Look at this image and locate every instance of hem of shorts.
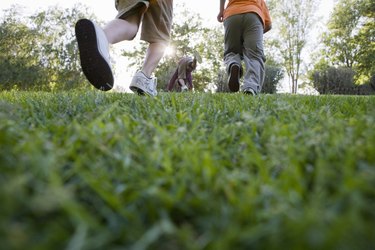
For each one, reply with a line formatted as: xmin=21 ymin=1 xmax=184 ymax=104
xmin=115 ymin=1 xmax=149 ymax=19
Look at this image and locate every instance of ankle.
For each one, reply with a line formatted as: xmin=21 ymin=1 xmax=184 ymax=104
xmin=139 ymin=71 xmax=152 ymax=79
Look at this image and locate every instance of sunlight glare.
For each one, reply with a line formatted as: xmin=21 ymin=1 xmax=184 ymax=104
xmin=164 ymin=46 xmax=175 ymax=57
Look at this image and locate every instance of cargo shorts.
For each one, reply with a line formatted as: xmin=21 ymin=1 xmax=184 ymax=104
xmin=115 ymin=0 xmax=173 ymax=44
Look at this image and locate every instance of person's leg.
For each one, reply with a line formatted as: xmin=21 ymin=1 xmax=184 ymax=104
xmin=226 ymin=54 xmax=242 ymax=92
xmin=224 ymin=15 xmax=243 ymax=92
xmin=104 ymin=14 xmax=141 ymax=44
xmin=224 ymin=15 xmax=243 ymax=67
xmin=167 ymin=68 xmax=178 ymax=91
xmin=105 ymin=1 xmax=148 ymax=43
xmin=129 ymin=0 xmax=173 ymax=96
xmin=75 ymin=1 xmax=145 ymax=91
xmin=242 ymin=13 xmax=265 ymax=94
xmin=75 ymin=19 xmax=114 ymax=91
xmin=128 ymin=42 xmax=167 ymax=96
xmin=178 ymin=78 xmax=188 ymax=92
xmin=139 ymin=0 xmax=172 ymax=77
xmin=141 ymin=42 xmax=167 ymax=77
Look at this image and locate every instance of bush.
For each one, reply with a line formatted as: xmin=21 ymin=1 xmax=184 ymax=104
xmin=262 ymin=65 xmax=284 ymax=94
xmin=312 ymin=67 xmax=356 ymax=94
xmin=215 ymin=69 xmax=230 ymax=93
xmin=312 ymin=67 xmax=375 ymax=95
xmin=370 ymin=74 xmax=375 ymax=90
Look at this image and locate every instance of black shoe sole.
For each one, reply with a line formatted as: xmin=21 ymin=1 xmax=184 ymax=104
xmin=228 ymin=64 xmax=240 ymax=92
xmin=243 ymin=90 xmax=255 ymax=95
xmin=75 ymin=19 xmax=113 ymax=91
xmin=129 ymin=86 xmax=145 ymax=95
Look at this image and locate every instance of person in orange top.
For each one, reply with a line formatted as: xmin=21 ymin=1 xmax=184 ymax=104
xmin=217 ymin=0 xmax=272 ymax=95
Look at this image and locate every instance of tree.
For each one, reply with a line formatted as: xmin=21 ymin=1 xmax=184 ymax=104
xmin=0 ymin=4 xmax=97 ymax=90
xmin=320 ymin=0 xmax=375 ymax=83
xmin=356 ymin=0 xmax=375 ymax=80
xmin=268 ymin=0 xmax=319 ymax=94
xmin=29 ymin=4 xmax=97 ymax=90
xmin=0 ymin=8 xmax=47 ymax=90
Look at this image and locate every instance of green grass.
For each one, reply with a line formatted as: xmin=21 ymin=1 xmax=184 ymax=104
xmin=0 ymin=91 xmax=374 ymax=250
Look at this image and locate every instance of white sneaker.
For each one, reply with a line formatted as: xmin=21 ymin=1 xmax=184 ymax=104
xmin=129 ymin=71 xmax=158 ymax=96
xmin=181 ymin=85 xmax=188 ymax=92
xmin=242 ymin=87 xmax=256 ymax=95
xmin=75 ymin=19 xmax=113 ymax=91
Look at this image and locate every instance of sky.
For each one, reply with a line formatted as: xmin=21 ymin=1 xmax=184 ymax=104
xmin=1 ymin=0 xmax=334 ymax=93
xmin=0 ymin=0 xmax=219 ymax=24
xmin=0 ymin=0 xmax=334 ymax=31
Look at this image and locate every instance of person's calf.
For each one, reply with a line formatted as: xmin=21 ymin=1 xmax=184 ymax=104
xmin=141 ymin=42 xmax=167 ymax=77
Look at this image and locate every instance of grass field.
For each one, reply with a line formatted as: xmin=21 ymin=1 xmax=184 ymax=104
xmin=0 ymin=91 xmax=374 ymax=250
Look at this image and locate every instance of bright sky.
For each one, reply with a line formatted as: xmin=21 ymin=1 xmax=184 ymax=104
xmin=0 ymin=0 xmax=334 ymax=26
xmin=0 ymin=0 xmax=219 ymax=24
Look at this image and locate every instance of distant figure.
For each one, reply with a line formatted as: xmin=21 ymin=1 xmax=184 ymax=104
xmin=167 ymin=56 xmax=197 ymax=92
xmin=217 ymin=0 xmax=272 ymax=95
xmin=75 ymin=0 xmax=173 ymax=96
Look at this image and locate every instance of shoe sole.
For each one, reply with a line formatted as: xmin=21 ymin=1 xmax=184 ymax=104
xmin=75 ymin=19 xmax=113 ymax=91
xmin=129 ymin=74 xmax=156 ymax=96
xmin=243 ymin=90 xmax=255 ymax=95
xmin=129 ymin=86 xmax=146 ymax=95
xmin=228 ymin=65 xmax=240 ymax=92
xmin=243 ymin=88 xmax=256 ymax=95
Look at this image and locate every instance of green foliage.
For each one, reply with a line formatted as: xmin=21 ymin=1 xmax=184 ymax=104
xmin=263 ymin=63 xmax=284 ymax=94
xmin=0 ymin=4 xmax=97 ymax=91
xmin=214 ymin=68 xmax=229 ymax=93
xmin=267 ymin=0 xmax=318 ymax=93
xmin=311 ymin=66 xmax=375 ymax=95
xmin=29 ymin=5 xmax=96 ymax=89
xmin=312 ymin=67 xmax=355 ymax=94
xmin=322 ymin=0 xmax=360 ymax=68
xmin=355 ymin=0 xmax=375 ymax=81
xmin=0 ymin=8 xmax=48 ymax=90
xmin=319 ymin=0 xmax=375 ymax=83
xmin=190 ymin=25 xmax=224 ymax=92
xmin=1 ymin=91 xmax=375 ymax=249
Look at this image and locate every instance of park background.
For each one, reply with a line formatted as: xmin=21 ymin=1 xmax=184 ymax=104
xmin=1 ymin=0 xmax=373 ymax=94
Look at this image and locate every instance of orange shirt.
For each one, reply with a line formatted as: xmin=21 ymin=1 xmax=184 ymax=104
xmin=224 ymin=0 xmax=272 ymax=29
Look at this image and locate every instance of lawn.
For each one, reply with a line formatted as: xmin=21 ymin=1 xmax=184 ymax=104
xmin=0 ymin=91 xmax=374 ymax=250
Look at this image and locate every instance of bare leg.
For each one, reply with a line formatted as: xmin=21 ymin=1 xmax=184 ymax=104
xmin=141 ymin=42 xmax=167 ymax=77
xmin=103 ymin=15 xmax=141 ymax=44
xmin=103 ymin=16 xmax=166 ymax=78
xmin=178 ymin=79 xmax=188 ymax=91
xmin=177 ymin=79 xmax=186 ymax=87
xmin=102 ymin=10 xmax=166 ymax=82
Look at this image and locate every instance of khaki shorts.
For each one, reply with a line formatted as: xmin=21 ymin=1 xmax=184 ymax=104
xmin=115 ymin=0 xmax=173 ymax=44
